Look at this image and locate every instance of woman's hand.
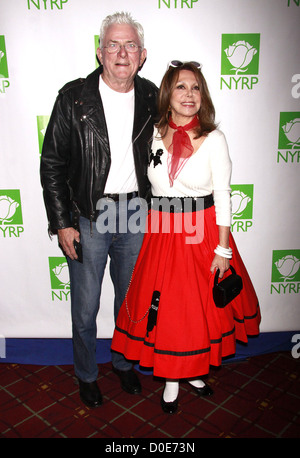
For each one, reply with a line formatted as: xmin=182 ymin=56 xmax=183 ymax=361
xmin=211 ymin=225 xmax=231 ymax=278
xmin=210 ymin=254 xmax=230 ymax=278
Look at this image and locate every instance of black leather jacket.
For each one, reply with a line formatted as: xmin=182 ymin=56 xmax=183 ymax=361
xmin=40 ymin=66 xmax=158 ymax=233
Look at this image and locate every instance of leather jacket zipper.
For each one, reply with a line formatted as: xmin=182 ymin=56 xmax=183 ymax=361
xmin=133 ymin=114 xmax=151 ymax=144
xmin=89 ymin=129 xmax=94 ymax=235
xmin=81 ymin=114 xmax=95 ymax=235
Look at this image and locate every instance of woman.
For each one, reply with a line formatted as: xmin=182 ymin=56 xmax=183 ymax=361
xmin=111 ymin=61 xmax=260 ymax=414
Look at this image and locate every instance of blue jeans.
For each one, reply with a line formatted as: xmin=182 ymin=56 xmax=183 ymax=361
xmin=67 ymin=199 xmax=146 ymax=382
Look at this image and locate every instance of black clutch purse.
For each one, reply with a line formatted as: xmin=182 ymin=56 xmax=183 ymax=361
xmin=213 ymin=266 xmax=243 ymax=308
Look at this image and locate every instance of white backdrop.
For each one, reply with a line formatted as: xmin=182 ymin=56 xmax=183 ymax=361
xmin=0 ymin=0 xmax=299 ymax=339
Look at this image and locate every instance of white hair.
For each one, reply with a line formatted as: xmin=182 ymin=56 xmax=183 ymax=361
xmin=99 ymin=11 xmax=145 ymax=48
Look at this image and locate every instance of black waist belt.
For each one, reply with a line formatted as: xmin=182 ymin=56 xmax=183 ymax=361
xmin=151 ymin=194 xmax=214 ymax=213
xmin=102 ymin=191 xmax=138 ymax=202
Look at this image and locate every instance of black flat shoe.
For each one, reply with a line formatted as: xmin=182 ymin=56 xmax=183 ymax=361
xmin=190 ymin=382 xmax=214 ymax=397
xmin=78 ymin=379 xmax=102 ymax=408
xmin=161 ymin=393 xmax=178 ymax=414
xmin=113 ymin=368 xmax=142 ymax=394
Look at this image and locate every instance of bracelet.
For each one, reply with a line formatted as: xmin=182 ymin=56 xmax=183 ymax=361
xmin=214 ymin=244 xmax=232 ymax=259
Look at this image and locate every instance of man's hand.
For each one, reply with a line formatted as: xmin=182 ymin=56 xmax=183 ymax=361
xmin=58 ymin=227 xmax=80 ymax=260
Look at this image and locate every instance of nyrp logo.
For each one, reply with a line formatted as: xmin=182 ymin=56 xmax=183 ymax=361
xmin=27 ymin=0 xmax=69 ymax=10
xmin=158 ymin=0 xmax=199 ymax=8
xmin=220 ymin=34 xmax=260 ymax=90
xmin=0 ymin=190 xmax=24 ymax=238
xmin=0 ymin=36 xmax=10 ymax=94
xmin=271 ymin=250 xmax=300 ymax=295
xmin=277 ymin=112 xmax=300 ymax=164
xmin=37 ymin=115 xmax=49 ymax=156
xmin=231 ymin=184 xmax=253 ymax=233
xmin=49 ymin=257 xmax=70 ymax=301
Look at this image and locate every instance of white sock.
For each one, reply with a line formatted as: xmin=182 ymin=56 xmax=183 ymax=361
xmin=163 ymin=380 xmax=179 ymax=402
xmin=188 ymin=378 xmax=205 ymax=389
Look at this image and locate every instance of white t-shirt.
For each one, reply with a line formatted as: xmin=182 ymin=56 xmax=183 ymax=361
xmin=148 ymin=128 xmax=232 ymax=227
xmin=99 ymin=76 xmax=137 ymax=193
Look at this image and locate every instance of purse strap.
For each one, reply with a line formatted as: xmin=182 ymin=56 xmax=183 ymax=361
xmin=214 ymin=265 xmax=236 ymax=285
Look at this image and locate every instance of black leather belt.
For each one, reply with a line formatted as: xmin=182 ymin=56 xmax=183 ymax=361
xmin=151 ymin=194 xmax=214 ymax=213
xmin=102 ymin=191 xmax=138 ymax=202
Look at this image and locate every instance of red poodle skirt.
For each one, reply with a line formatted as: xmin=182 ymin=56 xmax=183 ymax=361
xmin=111 ymin=195 xmax=261 ymax=379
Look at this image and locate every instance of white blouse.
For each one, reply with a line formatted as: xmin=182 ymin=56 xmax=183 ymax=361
xmin=148 ymin=128 xmax=232 ymax=227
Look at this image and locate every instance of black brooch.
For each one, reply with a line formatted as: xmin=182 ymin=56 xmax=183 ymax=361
xmin=149 ymin=148 xmax=163 ymax=167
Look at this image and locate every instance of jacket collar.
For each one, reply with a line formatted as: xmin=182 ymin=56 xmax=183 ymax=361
xmin=79 ymin=66 xmax=155 ymax=140
xmin=80 ymin=66 xmax=102 ymax=106
xmin=81 ymin=66 xmax=155 ymax=105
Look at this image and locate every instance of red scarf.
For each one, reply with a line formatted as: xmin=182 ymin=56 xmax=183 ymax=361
xmin=168 ymin=116 xmax=199 ymax=186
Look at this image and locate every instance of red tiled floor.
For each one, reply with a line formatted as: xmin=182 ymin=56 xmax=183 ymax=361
xmin=0 ymin=351 xmax=299 ymax=439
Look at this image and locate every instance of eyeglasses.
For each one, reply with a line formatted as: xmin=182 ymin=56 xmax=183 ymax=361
xmin=102 ymin=42 xmax=142 ymax=54
xmin=168 ymin=60 xmax=201 ymax=69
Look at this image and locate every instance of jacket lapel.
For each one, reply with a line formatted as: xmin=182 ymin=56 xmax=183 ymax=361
xmin=79 ymin=67 xmax=110 ymax=151
xmin=133 ymin=76 xmax=153 ymax=143
xmin=79 ymin=69 xmax=155 ymax=150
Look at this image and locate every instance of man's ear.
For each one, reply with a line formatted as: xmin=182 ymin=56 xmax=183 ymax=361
xmin=96 ymin=47 xmax=102 ymax=65
xmin=139 ymin=48 xmax=147 ymax=70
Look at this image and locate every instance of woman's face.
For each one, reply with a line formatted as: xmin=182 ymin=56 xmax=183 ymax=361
xmin=169 ymin=69 xmax=201 ymax=124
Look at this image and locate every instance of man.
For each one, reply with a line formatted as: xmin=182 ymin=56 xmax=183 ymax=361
xmin=40 ymin=12 xmax=158 ymax=408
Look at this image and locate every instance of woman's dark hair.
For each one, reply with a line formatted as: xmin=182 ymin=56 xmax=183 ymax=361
xmin=156 ymin=62 xmax=217 ymax=139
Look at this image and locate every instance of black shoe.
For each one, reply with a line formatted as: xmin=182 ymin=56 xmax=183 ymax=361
xmin=113 ymin=368 xmax=142 ymax=394
xmin=78 ymin=379 xmax=102 ymax=408
xmin=190 ymin=382 xmax=214 ymax=397
xmin=161 ymin=393 xmax=178 ymax=414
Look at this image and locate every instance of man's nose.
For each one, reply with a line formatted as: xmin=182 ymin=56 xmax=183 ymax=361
xmin=118 ymin=45 xmax=128 ymax=57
